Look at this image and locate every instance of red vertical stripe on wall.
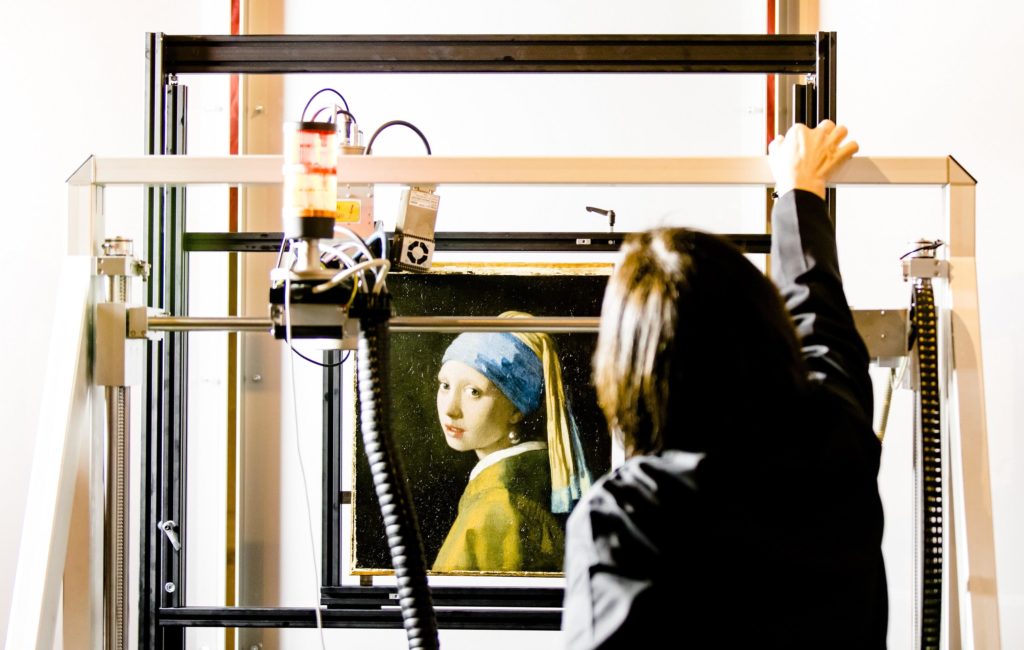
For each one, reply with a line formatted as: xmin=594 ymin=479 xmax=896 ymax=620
xmin=230 ymin=0 xmax=239 ymax=156
xmin=229 ymin=0 xmax=240 ymax=229
xmin=766 ymin=0 xmax=776 ymax=150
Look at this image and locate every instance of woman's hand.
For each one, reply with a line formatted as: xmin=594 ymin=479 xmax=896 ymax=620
xmin=768 ymin=120 xmax=859 ymax=200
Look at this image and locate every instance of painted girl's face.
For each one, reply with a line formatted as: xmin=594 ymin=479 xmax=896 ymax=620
xmin=437 ymin=360 xmax=521 ymax=459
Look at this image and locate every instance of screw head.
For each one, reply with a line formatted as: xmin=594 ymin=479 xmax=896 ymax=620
xmin=164 ymin=582 xmax=176 ymax=593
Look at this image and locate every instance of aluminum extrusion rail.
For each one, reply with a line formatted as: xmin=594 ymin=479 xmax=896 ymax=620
xmin=182 ymin=231 xmax=774 ymax=254
xmin=160 ymin=34 xmax=819 ymax=75
xmin=146 ymin=316 xmax=601 ymax=333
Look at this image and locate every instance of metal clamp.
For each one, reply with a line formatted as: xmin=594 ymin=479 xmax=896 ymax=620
xmin=902 ymin=239 xmax=948 ymax=281
xmin=903 ymin=257 xmax=949 ymax=281
xmin=158 ymin=520 xmax=181 ymax=552
xmin=95 ymin=256 xmax=150 ymax=280
xmin=95 ymin=236 xmax=151 ymax=280
xmin=127 ymin=306 xmax=165 ymax=341
xmin=95 ymin=303 xmax=144 ymax=387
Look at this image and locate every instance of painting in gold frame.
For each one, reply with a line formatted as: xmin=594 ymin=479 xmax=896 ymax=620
xmin=350 ymin=263 xmax=612 ymax=577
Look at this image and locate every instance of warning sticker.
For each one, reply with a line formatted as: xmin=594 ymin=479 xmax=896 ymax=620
xmin=336 ymin=199 xmax=361 ymax=223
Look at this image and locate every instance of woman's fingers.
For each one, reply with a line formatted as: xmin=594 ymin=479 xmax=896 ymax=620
xmin=768 ymin=120 xmax=856 ymax=198
xmin=835 ymin=139 xmax=859 ymax=161
xmin=822 ymin=123 xmax=848 ymax=149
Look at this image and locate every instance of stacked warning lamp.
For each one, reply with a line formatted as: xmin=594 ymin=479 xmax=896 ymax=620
xmin=298 ymin=87 xmax=440 ymax=271
xmin=270 ymin=89 xmax=440 ymax=348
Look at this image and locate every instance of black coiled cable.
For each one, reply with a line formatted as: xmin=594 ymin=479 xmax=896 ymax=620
xmin=357 ymin=308 xmax=439 ymax=649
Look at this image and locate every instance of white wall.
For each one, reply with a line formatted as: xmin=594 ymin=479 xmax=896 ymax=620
xmin=0 ymin=0 xmax=227 ymax=643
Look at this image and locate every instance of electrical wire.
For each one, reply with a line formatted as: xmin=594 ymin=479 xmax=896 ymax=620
xmin=318 ymin=242 xmax=379 ymax=297
xmin=301 ymin=87 xmax=350 ymax=121
xmin=321 ymin=226 xmax=381 ymax=289
xmin=292 ymin=348 xmax=351 ymax=369
xmin=900 ymin=240 xmax=944 ymax=260
xmin=276 ymin=215 xmax=388 ymax=645
xmin=329 ymin=225 xmax=376 ymax=263
xmin=310 ymin=107 xmax=359 ymax=126
xmin=284 ymin=275 xmax=328 ymax=650
xmin=275 ymin=236 xmax=289 ymax=270
xmin=322 ymin=240 xmax=371 ymax=263
xmin=365 ymin=120 xmax=432 ymax=155
xmin=312 ymin=259 xmax=391 ymax=296
xmin=318 ymin=244 xmax=366 ymax=284
xmin=369 ymin=221 xmax=387 ymax=259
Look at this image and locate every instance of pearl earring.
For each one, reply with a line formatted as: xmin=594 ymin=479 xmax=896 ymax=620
xmin=508 ymin=431 xmax=521 ymax=445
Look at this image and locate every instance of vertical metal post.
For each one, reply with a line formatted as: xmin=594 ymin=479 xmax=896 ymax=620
xmin=815 ymin=31 xmax=837 ymax=124
xmin=101 ymin=238 xmax=133 ymax=650
xmin=323 ymin=351 xmax=344 ymax=589
xmin=816 ymin=32 xmax=838 ymax=225
xmin=142 ymin=32 xmax=188 ymax=650
xmin=141 ymin=32 xmax=164 ymax=650
xmin=792 ymin=82 xmax=809 ymax=126
xmin=160 ymin=78 xmax=189 ymax=650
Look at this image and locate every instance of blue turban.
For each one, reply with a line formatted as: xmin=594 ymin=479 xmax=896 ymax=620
xmin=441 ymin=332 xmax=544 ymax=416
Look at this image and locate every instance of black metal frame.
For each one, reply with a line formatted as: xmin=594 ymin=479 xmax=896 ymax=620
xmin=143 ymin=32 xmax=190 ymax=649
xmin=161 ymin=33 xmax=823 ymax=74
xmin=183 ymin=231 xmax=773 ymax=254
xmin=143 ymin=32 xmax=836 ymax=645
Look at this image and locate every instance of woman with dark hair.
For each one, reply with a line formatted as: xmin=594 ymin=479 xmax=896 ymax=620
xmin=563 ymin=121 xmax=887 ymax=648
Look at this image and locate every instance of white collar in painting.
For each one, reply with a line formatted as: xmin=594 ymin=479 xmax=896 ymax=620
xmin=469 ymin=440 xmax=547 ymax=482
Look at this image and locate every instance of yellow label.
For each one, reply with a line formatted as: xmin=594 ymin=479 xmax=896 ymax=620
xmin=335 ymin=199 xmax=361 ymax=223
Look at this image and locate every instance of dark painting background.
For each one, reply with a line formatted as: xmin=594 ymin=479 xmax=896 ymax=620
xmin=351 ymin=269 xmax=611 ymax=574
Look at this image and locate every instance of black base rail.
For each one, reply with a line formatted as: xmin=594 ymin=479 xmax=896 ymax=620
xmin=159 ymin=607 xmax=561 ymax=630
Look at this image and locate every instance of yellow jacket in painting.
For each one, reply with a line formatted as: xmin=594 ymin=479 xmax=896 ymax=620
xmin=432 ymin=446 xmax=564 ymax=573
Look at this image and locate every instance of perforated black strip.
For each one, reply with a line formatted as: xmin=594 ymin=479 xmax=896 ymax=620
xmin=914 ymin=282 xmax=943 ymax=650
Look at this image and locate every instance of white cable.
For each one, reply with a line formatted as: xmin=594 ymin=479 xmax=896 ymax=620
xmin=893 ymin=351 xmax=911 ymax=388
xmin=329 ymin=224 xmax=391 ymax=290
xmin=319 ymin=241 xmax=363 ymax=264
xmin=284 ymin=277 xmax=328 ymax=650
xmin=318 ymin=242 xmax=370 ymax=289
xmin=373 ymin=263 xmax=390 ymax=295
xmin=312 ymin=259 xmax=390 ymax=295
xmin=364 ymin=225 xmax=385 ymax=250
xmin=319 ymin=241 xmax=389 ymax=287
xmin=332 ymin=223 xmax=375 ymax=260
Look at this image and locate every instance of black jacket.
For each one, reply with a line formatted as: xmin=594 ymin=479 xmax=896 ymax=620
xmin=562 ymin=190 xmax=887 ymax=648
